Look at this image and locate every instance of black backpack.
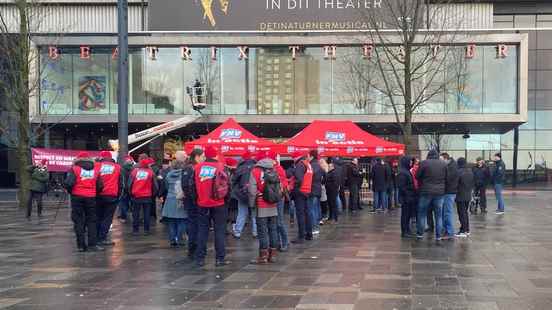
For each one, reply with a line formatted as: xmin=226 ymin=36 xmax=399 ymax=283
xmin=262 ymin=168 xmax=282 ymax=203
xmin=232 ymin=161 xmax=254 ymax=202
xmin=181 ymin=165 xmax=195 ymax=201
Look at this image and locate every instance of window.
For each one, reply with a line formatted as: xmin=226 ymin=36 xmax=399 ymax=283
xmin=40 ymin=50 xmax=73 ymax=115
xmin=73 ymin=50 xmax=110 ymax=114
xmin=144 ymin=48 xmax=185 ymax=114
xmin=220 ymin=48 xmax=247 ymax=114
xmin=483 ymin=45 xmax=518 ymax=113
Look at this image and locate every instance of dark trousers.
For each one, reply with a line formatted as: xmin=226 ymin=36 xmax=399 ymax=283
xmin=27 ymin=191 xmax=44 ymax=217
xmin=132 ymin=202 xmax=152 ymax=233
xmin=96 ymin=198 xmax=118 ymax=242
xmin=294 ymin=193 xmax=312 ymax=240
xmin=339 ymin=187 xmax=347 ymax=210
xmin=257 ymin=216 xmax=278 ymax=250
xmin=321 ymin=200 xmax=328 ymax=219
xmin=195 ymin=206 xmax=227 ymax=263
xmin=349 ymin=184 xmax=360 ymax=210
xmin=118 ymin=195 xmax=130 ymax=219
xmin=327 ymin=190 xmax=339 ymax=221
xmin=185 ymin=199 xmax=199 ymax=257
xmin=401 ymin=201 xmax=413 ymax=235
xmin=475 ymin=186 xmax=487 ymax=211
xmin=457 ymin=201 xmax=470 ymax=233
xmin=71 ymin=196 xmax=98 ymax=249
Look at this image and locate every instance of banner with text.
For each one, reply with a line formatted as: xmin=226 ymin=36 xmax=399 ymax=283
xmin=31 ymin=148 xmax=103 ymax=172
xmin=149 ymin=0 xmax=392 ymax=31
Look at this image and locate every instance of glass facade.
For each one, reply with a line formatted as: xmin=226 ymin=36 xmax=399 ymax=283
xmin=39 ymin=45 xmax=520 ymax=117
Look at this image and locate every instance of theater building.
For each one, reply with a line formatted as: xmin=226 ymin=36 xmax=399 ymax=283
xmin=0 ymin=0 xmax=551 ymax=186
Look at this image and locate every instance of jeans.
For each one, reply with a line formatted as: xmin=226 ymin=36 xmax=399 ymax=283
xmin=336 ymin=195 xmax=343 ymax=214
xmin=393 ymin=187 xmax=400 ymax=206
xmin=456 ymin=201 xmax=470 ymax=233
xmin=327 ymin=189 xmax=338 ymax=221
xmin=233 ymin=200 xmax=257 ymax=237
xmin=349 ymin=184 xmax=360 ymax=210
xmin=294 ymin=193 xmax=311 ymax=240
xmin=132 ymin=202 xmax=152 ymax=233
xmin=308 ymin=196 xmax=321 ymax=231
xmin=494 ymin=184 xmax=505 ymax=212
xmin=276 ymin=200 xmax=289 ymax=248
xmin=167 ymin=217 xmax=187 ymax=243
xmin=373 ymin=191 xmax=388 ymax=210
xmin=442 ymin=194 xmax=456 ymax=236
xmin=417 ymin=195 xmax=445 ymax=239
xmin=118 ymin=195 xmax=130 ymax=219
xmin=27 ymin=191 xmax=44 ymax=217
xmin=71 ymin=196 xmax=98 ymax=249
xmin=96 ymin=198 xmax=118 ymax=242
xmin=185 ymin=199 xmax=199 ymax=257
xmin=257 ymin=216 xmax=278 ymax=250
xmin=196 ymin=206 xmax=227 ymax=263
xmin=288 ymin=199 xmax=296 ymax=222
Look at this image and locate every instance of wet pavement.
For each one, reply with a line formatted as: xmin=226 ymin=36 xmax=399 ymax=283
xmin=0 ymin=191 xmax=551 ymax=310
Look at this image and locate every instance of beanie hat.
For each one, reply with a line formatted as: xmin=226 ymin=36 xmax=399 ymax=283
xmin=205 ymin=146 xmax=218 ymax=158
xmin=225 ymin=157 xmax=238 ymax=168
xmin=76 ymin=151 xmax=90 ymax=159
xmin=241 ymin=150 xmax=253 ymax=160
xmin=267 ymin=150 xmax=278 ymax=161
xmin=99 ymin=151 xmax=112 ymax=159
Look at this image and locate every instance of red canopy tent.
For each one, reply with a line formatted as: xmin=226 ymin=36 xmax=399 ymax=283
xmin=278 ymin=120 xmax=405 ymax=157
xmin=184 ymin=118 xmax=277 ymax=156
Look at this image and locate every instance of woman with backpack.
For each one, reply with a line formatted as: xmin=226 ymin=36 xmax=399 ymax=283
xmin=249 ymin=152 xmax=282 ymax=264
xmin=161 ymin=152 xmax=188 ymax=247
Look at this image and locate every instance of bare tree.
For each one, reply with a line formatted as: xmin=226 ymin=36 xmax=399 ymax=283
xmin=360 ymin=0 xmax=469 ymax=151
xmin=335 ymin=49 xmax=378 ymax=113
xmin=195 ymin=49 xmax=220 ymax=113
xmin=422 ymin=132 xmax=450 ymax=153
xmin=0 ymin=1 xmax=68 ymax=208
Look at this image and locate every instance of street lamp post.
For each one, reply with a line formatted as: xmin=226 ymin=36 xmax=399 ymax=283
xmin=117 ymin=0 xmax=129 ymax=162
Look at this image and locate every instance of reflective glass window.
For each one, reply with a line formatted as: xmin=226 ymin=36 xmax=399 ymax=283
xmin=483 ymin=45 xmax=517 ymax=113
xmin=144 ymin=48 xmax=185 ymax=114
xmin=40 ymin=50 xmax=73 ymax=115
xmin=294 ymin=48 xmax=332 ymax=114
xmin=183 ymin=48 xmax=221 ymax=114
xmin=445 ymin=47 xmax=483 ymax=113
xmin=220 ymin=48 xmax=247 ymax=114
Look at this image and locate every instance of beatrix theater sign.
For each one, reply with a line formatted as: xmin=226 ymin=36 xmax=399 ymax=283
xmin=149 ymin=0 xmax=386 ymax=31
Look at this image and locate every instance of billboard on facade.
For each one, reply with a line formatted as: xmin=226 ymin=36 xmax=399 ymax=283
xmin=149 ymin=0 xmax=390 ymax=32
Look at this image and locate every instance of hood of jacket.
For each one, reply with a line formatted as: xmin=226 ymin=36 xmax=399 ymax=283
xmin=238 ymin=159 xmax=256 ymax=169
xmin=399 ymin=156 xmax=412 ymax=171
xmin=256 ymin=158 xmax=274 ymax=169
xmin=166 ymin=168 xmax=182 ymax=184
xmin=75 ymin=159 xmax=95 ymax=170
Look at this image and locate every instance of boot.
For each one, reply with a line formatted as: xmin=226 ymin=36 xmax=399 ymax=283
xmin=469 ymin=205 xmax=474 ymax=214
xmin=250 ymin=249 xmax=269 ymax=264
xmin=268 ymin=248 xmax=277 ymax=263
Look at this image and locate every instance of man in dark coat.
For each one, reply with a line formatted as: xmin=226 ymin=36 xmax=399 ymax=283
xmin=27 ymin=159 xmax=50 ymax=219
xmin=309 ymin=150 xmax=325 ymax=233
xmin=231 ymin=151 xmax=257 ymax=239
xmin=491 ymin=153 xmax=506 ymax=214
xmin=416 ymin=150 xmax=447 ymax=241
xmin=440 ymin=153 xmax=459 ymax=239
xmin=456 ymin=157 xmax=474 ymax=237
xmin=333 ymin=157 xmax=347 ymax=212
xmin=397 ymin=156 xmax=416 ymax=238
xmin=370 ymin=158 xmax=389 ymax=212
xmin=347 ymin=158 xmax=363 ymax=212
xmin=118 ymin=155 xmax=134 ymax=223
xmin=472 ymin=157 xmax=490 ymax=214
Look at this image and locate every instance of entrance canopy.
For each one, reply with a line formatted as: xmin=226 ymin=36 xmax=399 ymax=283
xmin=279 ymin=120 xmax=405 ymax=157
xmin=184 ymin=118 xmax=276 ymax=156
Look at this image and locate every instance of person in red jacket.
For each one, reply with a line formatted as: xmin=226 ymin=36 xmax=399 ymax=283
xmin=64 ymin=152 xmax=104 ymax=252
xmin=128 ymin=158 xmax=158 ymax=235
xmin=96 ymin=151 xmax=123 ymax=246
xmin=291 ymin=150 xmax=314 ymax=244
xmin=268 ymin=151 xmax=290 ymax=252
xmin=193 ymin=146 xmax=231 ymax=268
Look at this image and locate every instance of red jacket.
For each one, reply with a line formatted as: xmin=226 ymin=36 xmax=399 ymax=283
xmin=98 ymin=160 xmax=122 ymax=198
xmin=275 ymin=163 xmax=288 ymax=191
xmin=250 ymin=166 xmax=277 ymax=209
xmin=299 ymin=160 xmax=313 ymax=195
xmin=194 ymin=160 xmax=225 ymax=208
xmin=71 ymin=163 xmax=101 ymax=198
xmin=129 ymin=167 xmax=155 ymax=199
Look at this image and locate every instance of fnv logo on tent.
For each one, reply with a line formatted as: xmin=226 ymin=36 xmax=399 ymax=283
xmin=325 ymin=131 xmax=345 ymax=142
xmin=220 ymin=129 xmax=242 ymax=139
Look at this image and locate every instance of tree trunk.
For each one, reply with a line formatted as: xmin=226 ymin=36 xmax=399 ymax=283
xmin=403 ymin=45 xmax=414 ymax=154
xmin=16 ymin=0 xmax=31 ymax=209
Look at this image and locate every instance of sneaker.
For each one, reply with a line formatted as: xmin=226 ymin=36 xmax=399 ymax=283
xmin=232 ymin=234 xmax=241 ymax=240
xmin=313 ymin=230 xmax=320 ymax=235
xmin=215 ymin=259 xmax=231 ymax=267
xmin=99 ymin=240 xmax=115 ymax=246
xmin=416 ymin=235 xmax=424 ymax=240
xmin=455 ymin=232 xmax=467 ymax=238
xmin=495 ymin=211 xmax=505 ymax=215
xmin=465 ymin=232 xmax=471 ymax=236
xmin=77 ymin=247 xmax=87 ymax=253
xmin=435 ymin=237 xmax=443 ymax=241
xmin=87 ymin=245 xmax=105 ymax=252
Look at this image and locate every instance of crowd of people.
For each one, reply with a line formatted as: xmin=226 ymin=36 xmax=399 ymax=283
xmin=24 ymin=146 xmax=507 ymax=268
